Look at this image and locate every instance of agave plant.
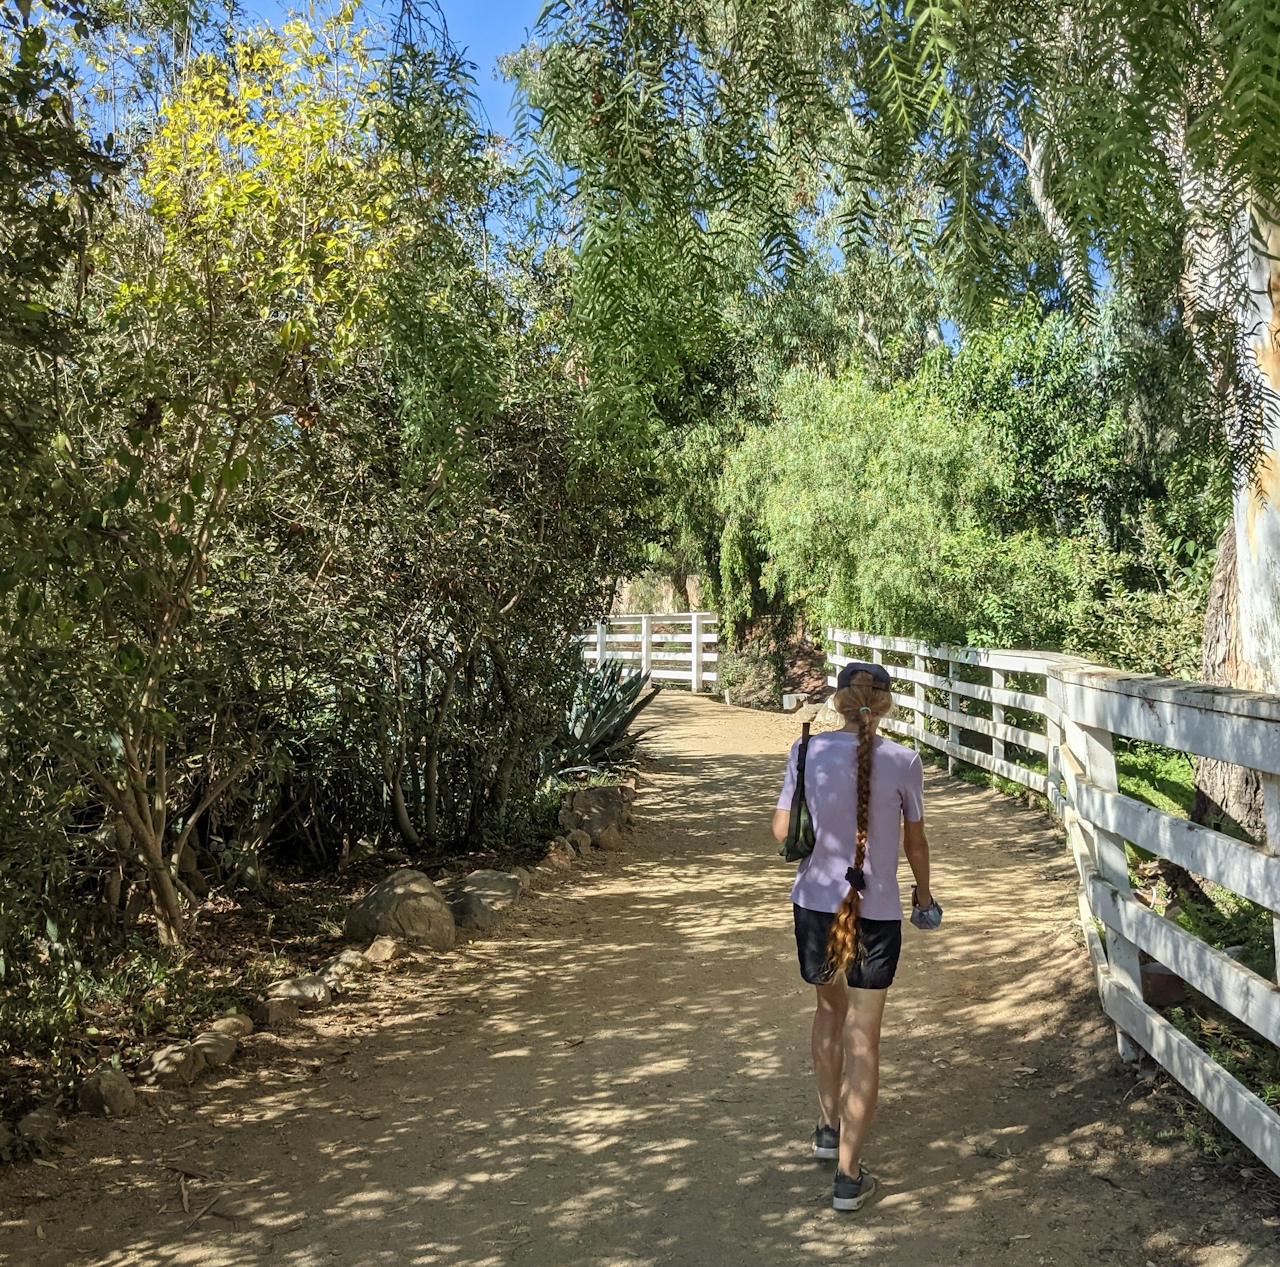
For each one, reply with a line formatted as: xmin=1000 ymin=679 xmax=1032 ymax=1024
xmin=543 ymin=658 xmax=661 ymax=776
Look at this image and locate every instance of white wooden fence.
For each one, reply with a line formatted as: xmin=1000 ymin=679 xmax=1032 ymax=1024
xmin=829 ymin=628 xmax=1280 ymax=1177
xmin=580 ymin=612 xmax=719 ymax=689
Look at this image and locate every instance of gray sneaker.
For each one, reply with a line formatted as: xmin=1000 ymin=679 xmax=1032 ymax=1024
xmin=833 ymin=1167 xmax=877 ymax=1211
xmin=811 ymin=1121 xmax=839 ymax=1160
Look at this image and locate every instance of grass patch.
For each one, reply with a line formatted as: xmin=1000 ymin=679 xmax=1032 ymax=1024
xmin=1113 ymin=740 xmax=1196 ymax=817
xmin=1167 ymin=998 xmax=1280 ymax=1110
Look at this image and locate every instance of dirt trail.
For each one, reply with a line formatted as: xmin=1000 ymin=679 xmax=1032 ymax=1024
xmin=4 ymin=692 xmax=1279 ymax=1266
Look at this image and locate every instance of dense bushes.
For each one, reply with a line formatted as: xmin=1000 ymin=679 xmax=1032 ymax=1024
xmin=0 ymin=5 xmax=649 ymax=1062
xmin=714 ymin=307 xmax=1225 ymax=679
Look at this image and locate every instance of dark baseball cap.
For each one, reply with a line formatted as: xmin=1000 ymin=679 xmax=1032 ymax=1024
xmin=836 ymin=660 xmax=892 ymax=691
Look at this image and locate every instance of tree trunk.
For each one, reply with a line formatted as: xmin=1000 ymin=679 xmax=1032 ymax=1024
xmin=669 ymin=566 xmax=693 ymax=612
xmin=1023 ymin=132 xmax=1092 ymax=305
xmin=1180 ymin=171 xmax=1280 ymax=837
xmin=390 ymin=760 xmax=421 ymax=848
xmin=1233 ymin=214 xmax=1280 ymax=695
xmin=136 ymin=823 xmax=186 ymax=944
xmin=1192 ymin=519 xmax=1264 ymax=837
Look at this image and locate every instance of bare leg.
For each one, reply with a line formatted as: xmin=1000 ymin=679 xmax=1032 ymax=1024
xmin=837 ymin=987 xmax=889 ymax=1175
xmin=811 ymin=981 xmax=848 ymax=1128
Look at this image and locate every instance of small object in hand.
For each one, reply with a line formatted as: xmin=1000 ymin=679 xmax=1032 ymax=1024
xmin=910 ymin=885 xmax=943 ymax=930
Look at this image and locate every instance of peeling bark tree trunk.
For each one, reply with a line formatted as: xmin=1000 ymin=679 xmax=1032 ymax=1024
xmin=1177 ymin=156 xmax=1280 ymax=837
xmin=1234 ymin=216 xmax=1280 ymax=697
xmin=1192 ymin=520 xmax=1264 ymax=837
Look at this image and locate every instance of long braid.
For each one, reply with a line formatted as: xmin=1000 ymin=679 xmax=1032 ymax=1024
xmin=825 ymin=708 xmax=875 ymax=976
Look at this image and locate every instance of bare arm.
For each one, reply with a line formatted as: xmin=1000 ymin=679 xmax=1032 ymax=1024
xmin=903 ymin=817 xmax=931 ymax=907
xmin=772 ymin=807 xmax=790 ymax=842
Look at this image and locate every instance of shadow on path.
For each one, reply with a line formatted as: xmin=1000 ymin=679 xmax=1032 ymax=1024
xmin=5 ymin=693 xmax=1278 ymax=1266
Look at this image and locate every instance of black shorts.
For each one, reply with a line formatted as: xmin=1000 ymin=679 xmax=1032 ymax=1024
xmin=793 ymin=905 xmax=902 ymax=989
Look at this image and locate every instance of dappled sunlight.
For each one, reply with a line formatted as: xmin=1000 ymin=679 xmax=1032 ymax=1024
xmin=11 ymin=693 xmax=1275 ymax=1265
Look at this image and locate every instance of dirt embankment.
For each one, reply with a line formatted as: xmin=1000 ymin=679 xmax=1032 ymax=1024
xmin=1 ymin=691 xmax=1277 ymax=1266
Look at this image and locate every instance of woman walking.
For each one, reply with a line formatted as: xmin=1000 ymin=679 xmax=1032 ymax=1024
xmin=772 ymin=661 xmax=937 ymax=1211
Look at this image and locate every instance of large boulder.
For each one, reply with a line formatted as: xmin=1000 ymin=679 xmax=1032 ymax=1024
xmin=559 ymin=786 xmax=628 ymax=844
xmin=79 ymin=1068 xmax=136 ymax=1118
xmin=344 ymin=869 xmax=455 ymax=949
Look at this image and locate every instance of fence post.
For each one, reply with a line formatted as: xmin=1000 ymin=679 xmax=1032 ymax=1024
xmin=991 ymin=667 xmax=1006 ymax=764
xmin=1046 ymin=712 xmax=1064 ymax=817
xmin=1262 ymin=774 xmax=1280 ymax=984
xmin=947 ymin=657 xmax=960 ymax=776
xmin=641 ymin=614 xmax=653 ymax=677
xmin=914 ymin=651 xmax=926 ymax=750
xmin=691 ymin=612 xmax=704 ymax=692
xmin=596 ymin=621 xmax=608 ymax=669
xmin=1071 ymin=717 xmax=1143 ymax=1063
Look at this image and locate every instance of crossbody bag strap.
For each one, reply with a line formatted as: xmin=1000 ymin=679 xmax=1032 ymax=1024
xmin=795 ymin=722 xmax=811 ymax=796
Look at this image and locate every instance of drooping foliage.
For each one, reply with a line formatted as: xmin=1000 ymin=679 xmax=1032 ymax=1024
xmin=521 ymin=0 xmax=1262 ymax=684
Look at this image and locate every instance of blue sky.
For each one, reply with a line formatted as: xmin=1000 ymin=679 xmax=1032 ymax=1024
xmin=239 ymin=1 xmax=541 ymax=132
xmin=438 ymin=0 xmax=543 ymax=132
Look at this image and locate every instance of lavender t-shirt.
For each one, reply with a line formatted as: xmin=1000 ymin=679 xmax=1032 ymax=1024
xmin=777 ymin=731 xmax=925 ymax=919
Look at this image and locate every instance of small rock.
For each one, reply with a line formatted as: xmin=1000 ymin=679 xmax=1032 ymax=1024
xmin=567 ymin=828 xmax=592 ymax=853
xmin=511 ymin=866 xmax=532 ymax=892
xmin=453 ymin=891 xmax=504 ymax=930
xmin=192 ymin=1030 xmax=238 ymax=1067
xmin=79 ymin=1068 xmax=136 ymax=1118
xmin=364 ymin=935 xmax=402 ymax=964
xmin=148 ymin=1043 xmax=206 ymax=1087
xmin=17 ymin=1107 xmax=61 ymax=1141
xmin=595 ymin=823 xmax=624 ymax=851
xmin=344 ymin=868 xmax=455 ymax=949
xmin=210 ymin=1013 xmax=254 ymax=1038
xmin=252 ymin=998 xmax=301 ymax=1027
xmin=321 ymin=948 xmax=371 ymax=988
xmin=266 ymin=975 xmax=332 ymax=1008
xmin=461 ymin=869 xmax=522 ymax=911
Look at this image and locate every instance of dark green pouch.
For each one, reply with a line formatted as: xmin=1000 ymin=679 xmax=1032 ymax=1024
xmin=780 ymin=722 xmax=816 ymax=863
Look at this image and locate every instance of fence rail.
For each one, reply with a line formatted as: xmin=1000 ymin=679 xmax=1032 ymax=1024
xmin=579 ymin=612 xmax=718 ymax=689
xmin=828 ymin=627 xmax=1280 ymax=1177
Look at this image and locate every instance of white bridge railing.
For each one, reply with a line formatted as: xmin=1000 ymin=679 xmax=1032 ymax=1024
xmin=829 ymin=628 xmax=1280 ymax=1178
xmin=580 ymin=612 xmax=719 ymax=689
